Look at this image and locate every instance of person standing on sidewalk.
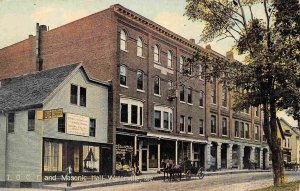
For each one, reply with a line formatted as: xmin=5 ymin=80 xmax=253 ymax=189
xmin=65 ymin=165 xmax=73 ymax=187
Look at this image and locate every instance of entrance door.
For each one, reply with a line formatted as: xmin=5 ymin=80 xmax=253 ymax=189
xmin=221 ymin=144 xmax=227 ymax=168
xmin=142 ymin=149 xmax=147 ymax=171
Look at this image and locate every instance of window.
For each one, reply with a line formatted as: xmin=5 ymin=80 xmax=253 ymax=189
xmin=58 ymin=114 xmax=65 ymax=133
xmin=167 ymin=50 xmax=173 ymax=68
xmin=262 ymin=129 xmax=266 ymax=142
xmin=255 ymin=107 xmax=259 ymax=117
xmin=120 ymin=65 xmax=127 ymax=86
xmin=120 ymin=98 xmax=143 ymax=126
xmin=211 ymin=115 xmax=216 ymax=134
xmin=154 ymin=45 xmax=160 ymax=63
xmin=44 ymin=142 xmax=63 ymax=172
xmin=180 ymin=85 xmax=185 ymax=102
xmin=187 ymin=88 xmax=192 ymax=104
xmin=255 ymin=125 xmax=259 ymax=140
xmin=240 ymin=122 xmax=245 ymax=138
xmin=163 ymin=112 xmax=169 ymax=129
xmin=8 ymin=113 xmax=15 ymax=133
xmin=170 ymin=113 xmax=173 ymax=130
xmin=199 ymin=119 xmax=204 ymax=135
xmin=199 ymin=91 xmax=204 ymax=107
xmin=167 ymin=81 xmax=173 ymax=90
xmin=140 ymin=107 xmax=143 ymax=125
xmin=211 ymin=77 xmax=217 ymax=104
xmin=90 ymin=118 xmax=96 ymax=137
xmin=199 ymin=65 xmax=204 ymax=80
xmin=235 ymin=121 xmax=239 ymax=137
xmin=245 ymin=123 xmax=250 ymax=139
xmin=137 ymin=71 xmax=144 ymax=90
xmin=120 ymin=29 xmax=127 ymax=51
xmin=28 ymin=110 xmax=35 ymax=131
xmin=187 ymin=117 xmax=192 ymax=133
xmin=222 ymin=117 xmax=227 ymax=135
xmin=180 ymin=115 xmax=185 ymax=132
xmin=131 ymin=105 xmax=138 ymax=124
xmin=121 ymin=103 xmax=128 ymax=123
xmin=222 ymin=85 xmax=228 ymax=107
xmin=154 ymin=110 xmax=161 ymax=128
xmin=179 ymin=56 xmax=184 ymax=73
xmin=187 ymin=63 xmax=193 ymax=75
xmin=137 ymin=37 xmax=143 ymax=57
xmin=154 ymin=76 xmax=160 ymax=95
xmin=70 ymin=84 xmax=78 ymax=104
xmin=80 ymin=87 xmax=86 ymax=107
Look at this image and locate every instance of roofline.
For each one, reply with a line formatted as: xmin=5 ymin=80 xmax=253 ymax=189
xmin=2 ymin=103 xmax=43 ymax=113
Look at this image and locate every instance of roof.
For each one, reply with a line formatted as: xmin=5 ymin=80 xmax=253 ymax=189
xmin=0 ymin=63 xmax=79 ymax=111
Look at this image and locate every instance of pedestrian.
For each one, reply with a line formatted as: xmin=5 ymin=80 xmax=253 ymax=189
xmin=65 ymin=164 xmax=73 ymax=187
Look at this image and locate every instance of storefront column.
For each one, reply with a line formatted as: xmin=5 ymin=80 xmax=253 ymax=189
xmin=138 ymin=140 xmax=143 ymax=171
xmin=175 ymin=140 xmax=178 ymax=165
xmin=259 ymin=148 xmax=264 ymax=169
xmin=264 ymin=148 xmax=270 ymax=169
xmin=190 ymin=142 xmax=194 ymax=161
xmin=158 ymin=141 xmax=161 ymax=170
xmin=205 ymin=142 xmax=211 ymax=170
xmin=227 ymin=144 xmax=233 ymax=169
xmin=217 ymin=142 xmax=222 ymax=170
xmin=134 ymin=135 xmax=137 ymax=155
xmin=239 ymin=145 xmax=245 ymax=169
xmin=250 ymin=146 xmax=255 ymax=161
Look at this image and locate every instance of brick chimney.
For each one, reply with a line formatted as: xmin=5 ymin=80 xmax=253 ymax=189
xmin=205 ymin=44 xmax=211 ymax=50
xmin=226 ymin=51 xmax=234 ymax=60
xmin=189 ymin=38 xmax=195 ymax=44
xmin=35 ymin=23 xmax=48 ymax=71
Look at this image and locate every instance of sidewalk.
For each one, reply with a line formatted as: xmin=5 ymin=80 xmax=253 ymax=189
xmin=41 ymin=169 xmax=271 ymax=191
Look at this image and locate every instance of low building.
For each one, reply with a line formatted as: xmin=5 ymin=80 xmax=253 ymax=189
xmin=0 ymin=64 xmax=112 ymax=188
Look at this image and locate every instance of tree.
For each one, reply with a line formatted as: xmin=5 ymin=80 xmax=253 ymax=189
xmin=184 ymin=0 xmax=300 ymax=186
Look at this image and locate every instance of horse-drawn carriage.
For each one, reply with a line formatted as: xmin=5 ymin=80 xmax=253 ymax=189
xmin=162 ymin=160 xmax=204 ymax=181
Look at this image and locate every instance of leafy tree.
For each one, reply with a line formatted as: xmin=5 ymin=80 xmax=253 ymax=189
xmin=184 ymin=0 xmax=300 ymax=186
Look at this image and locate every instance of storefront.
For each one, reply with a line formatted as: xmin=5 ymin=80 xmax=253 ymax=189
xmin=42 ymin=138 xmax=112 ymax=181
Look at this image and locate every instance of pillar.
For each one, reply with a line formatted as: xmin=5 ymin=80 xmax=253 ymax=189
xmin=250 ymin=146 xmax=255 ymax=162
xmin=175 ymin=140 xmax=178 ymax=165
xmin=264 ymin=148 xmax=270 ymax=169
xmin=259 ymin=148 xmax=264 ymax=169
xmin=239 ymin=145 xmax=245 ymax=170
xmin=138 ymin=140 xmax=143 ymax=171
xmin=217 ymin=142 xmax=222 ymax=170
xmin=134 ymin=135 xmax=137 ymax=155
xmin=227 ymin=144 xmax=233 ymax=169
xmin=190 ymin=142 xmax=194 ymax=160
xmin=205 ymin=142 xmax=211 ymax=170
xmin=158 ymin=141 xmax=161 ymax=170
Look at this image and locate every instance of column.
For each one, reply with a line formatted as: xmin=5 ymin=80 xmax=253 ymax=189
xmin=175 ymin=140 xmax=178 ymax=165
xmin=134 ymin=135 xmax=137 ymax=155
xmin=138 ymin=140 xmax=143 ymax=171
xmin=264 ymin=148 xmax=270 ymax=169
xmin=250 ymin=146 xmax=255 ymax=161
xmin=205 ymin=142 xmax=211 ymax=170
xmin=227 ymin=144 xmax=233 ymax=169
xmin=239 ymin=145 xmax=245 ymax=170
xmin=190 ymin=142 xmax=194 ymax=161
xmin=158 ymin=141 xmax=161 ymax=170
xmin=259 ymin=148 xmax=264 ymax=169
xmin=217 ymin=142 xmax=222 ymax=170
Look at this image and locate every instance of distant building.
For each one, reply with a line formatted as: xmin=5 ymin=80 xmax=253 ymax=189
xmin=0 ymin=64 xmax=112 ymax=187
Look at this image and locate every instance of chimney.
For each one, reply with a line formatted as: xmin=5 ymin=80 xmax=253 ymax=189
xmin=35 ymin=23 xmax=47 ymax=71
xmin=189 ymin=38 xmax=195 ymax=44
xmin=39 ymin=25 xmax=48 ymax=32
xmin=205 ymin=44 xmax=211 ymax=49
xmin=226 ymin=51 xmax=234 ymax=60
xmin=28 ymin=34 xmax=33 ymax=38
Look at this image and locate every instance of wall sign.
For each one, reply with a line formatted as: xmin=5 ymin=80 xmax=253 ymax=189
xmin=66 ymin=113 xmax=89 ymax=136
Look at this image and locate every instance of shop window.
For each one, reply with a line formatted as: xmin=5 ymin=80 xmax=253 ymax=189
xmin=137 ymin=71 xmax=144 ymax=90
xmin=82 ymin=145 xmax=100 ymax=172
xmin=154 ymin=76 xmax=160 ymax=95
xmin=120 ymin=29 xmax=127 ymax=51
xmin=187 ymin=88 xmax=192 ymax=104
xmin=240 ymin=122 xmax=245 ymax=138
xmin=199 ymin=91 xmax=204 ymax=107
xmin=28 ymin=110 xmax=35 ymax=131
xmin=180 ymin=85 xmax=185 ymax=102
xmin=8 ymin=113 xmax=15 ymax=133
xmin=44 ymin=141 xmax=63 ymax=172
xmin=187 ymin=117 xmax=192 ymax=133
xmin=80 ymin=87 xmax=86 ymax=107
xmin=58 ymin=114 xmax=66 ymax=133
xmin=120 ymin=65 xmax=127 ymax=86
xmin=74 ymin=147 xmax=80 ymax=172
xmin=211 ymin=115 xmax=216 ymax=134
xmin=90 ymin=118 xmax=96 ymax=137
xmin=167 ymin=50 xmax=173 ymax=68
xmin=70 ymin=84 xmax=78 ymax=104
xmin=180 ymin=115 xmax=185 ymax=132
xmin=199 ymin=119 xmax=204 ymax=135
xmin=154 ymin=110 xmax=161 ymax=128
xmin=137 ymin=37 xmax=143 ymax=57
xmin=154 ymin=45 xmax=160 ymax=63
xmin=121 ymin=103 xmax=128 ymax=123
xmin=235 ymin=121 xmax=239 ymax=137
xmin=131 ymin=105 xmax=138 ymax=124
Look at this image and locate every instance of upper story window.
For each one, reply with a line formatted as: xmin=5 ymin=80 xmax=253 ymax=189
xmin=120 ymin=65 xmax=127 ymax=86
xmin=199 ymin=119 xmax=204 ymax=135
xmin=187 ymin=63 xmax=193 ymax=76
xmin=137 ymin=37 xmax=143 ymax=57
xmin=28 ymin=110 xmax=35 ymax=131
xmin=8 ymin=113 xmax=15 ymax=133
xmin=255 ymin=107 xmax=259 ymax=117
xmin=222 ymin=117 xmax=227 ymax=136
xmin=235 ymin=121 xmax=239 ymax=137
xmin=199 ymin=91 xmax=204 ymax=107
xmin=70 ymin=85 xmax=86 ymax=107
xmin=199 ymin=65 xmax=204 ymax=80
xmin=180 ymin=85 xmax=185 ymax=102
xmin=187 ymin=117 xmax=192 ymax=133
xmin=120 ymin=98 xmax=143 ymax=126
xmin=240 ymin=122 xmax=245 ymax=138
xmin=167 ymin=50 xmax=173 ymax=68
xmin=255 ymin=125 xmax=259 ymax=140
xmin=211 ymin=115 xmax=217 ymax=134
xmin=179 ymin=56 xmax=184 ymax=73
xmin=187 ymin=88 xmax=192 ymax=104
xmin=222 ymin=85 xmax=228 ymax=107
xmin=180 ymin=115 xmax=185 ymax=132
xmin=244 ymin=107 xmax=250 ymax=114
xmin=70 ymin=84 xmax=78 ymax=104
xmin=154 ymin=76 xmax=160 ymax=95
xmin=58 ymin=114 xmax=66 ymax=133
xmin=154 ymin=106 xmax=173 ymax=130
xmin=137 ymin=70 xmax=144 ymax=91
xmin=120 ymin=29 xmax=127 ymax=51
xmin=89 ymin=118 xmax=96 ymax=137
xmin=80 ymin=87 xmax=86 ymax=107
xmin=167 ymin=81 xmax=173 ymax=90
xmin=245 ymin=123 xmax=250 ymax=139
xmin=154 ymin=45 xmax=160 ymax=63
xmin=211 ymin=77 xmax=217 ymax=104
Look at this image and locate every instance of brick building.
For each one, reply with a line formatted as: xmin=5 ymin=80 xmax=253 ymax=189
xmin=0 ymin=4 xmax=269 ymax=175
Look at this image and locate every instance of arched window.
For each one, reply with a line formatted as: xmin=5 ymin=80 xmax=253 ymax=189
xmin=137 ymin=70 xmax=144 ymax=90
xmin=179 ymin=56 xmax=184 ymax=72
xmin=120 ymin=30 xmax=127 ymax=51
xmin=120 ymin=65 xmax=127 ymax=86
xmin=154 ymin=76 xmax=160 ymax=95
xmin=137 ymin=37 xmax=143 ymax=57
xmin=154 ymin=45 xmax=160 ymax=63
xmin=167 ymin=50 xmax=173 ymax=68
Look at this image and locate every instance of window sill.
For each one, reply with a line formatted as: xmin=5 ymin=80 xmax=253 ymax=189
xmin=179 ymin=131 xmax=186 ymax=134
xmin=221 ymin=106 xmax=228 ymax=109
xmin=154 ymin=61 xmax=161 ymax=65
xmin=222 ymin=135 xmax=228 ymax=137
xmin=199 ymin=106 xmax=204 ymax=108
xmin=137 ymin=55 xmax=145 ymax=59
xmin=137 ymin=89 xmax=145 ymax=93
xmin=153 ymin=127 xmax=172 ymax=132
xmin=210 ymin=133 xmax=217 ymax=135
xmin=121 ymin=49 xmax=128 ymax=53
xmin=121 ymin=122 xmax=143 ymax=128
xmin=187 ymin=103 xmax=193 ymax=106
xmin=180 ymin=101 xmax=186 ymax=104
xmin=120 ymin=85 xmax=129 ymax=89
xmin=187 ymin=132 xmax=193 ymax=135
xmin=154 ymin=94 xmax=161 ymax=97
xmin=199 ymin=134 xmax=205 ymax=136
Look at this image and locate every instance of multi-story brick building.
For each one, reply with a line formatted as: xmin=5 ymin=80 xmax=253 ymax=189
xmin=0 ymin=4 xmax=269 ymax=175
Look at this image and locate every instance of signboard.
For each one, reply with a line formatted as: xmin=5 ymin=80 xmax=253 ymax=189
xmin=66 ymin=113 xmax=89 ymax=136
xmin=37 ymin=108 xmax=63 ymax=120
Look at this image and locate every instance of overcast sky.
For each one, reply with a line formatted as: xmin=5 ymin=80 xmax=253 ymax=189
xmin=0 ymin=0 xmax=246 ymax=60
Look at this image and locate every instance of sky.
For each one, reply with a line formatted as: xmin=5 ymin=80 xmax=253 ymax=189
xmin=0 ymin=0 xmax=265 ymax=61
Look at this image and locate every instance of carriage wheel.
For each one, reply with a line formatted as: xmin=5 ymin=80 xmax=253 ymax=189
xmin=197 ymin=167 xmax=204 ymax=179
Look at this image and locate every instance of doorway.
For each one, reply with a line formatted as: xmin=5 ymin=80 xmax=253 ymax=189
xmin=142 ymin=149 xmax=147 ymax=171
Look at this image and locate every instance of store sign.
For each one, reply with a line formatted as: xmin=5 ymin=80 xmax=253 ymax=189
xmin=66 ymin=113 xmax=89 ymax=136
xmin=42 ymin=108 xmax=64 ymax=119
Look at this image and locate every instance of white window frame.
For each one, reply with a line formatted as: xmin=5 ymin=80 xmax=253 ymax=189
xmin=154 ymin=45 xmax=160 ymax=63
xmin=137 ymin=37 xmax=143 ymax=57
xmin=154 ymin=105 xmax=173 ymax=131
xmin=120 ymin=98 xmax=143 ymax=127
xmin=167 ymin=50 xmax=173 ymax=69
xmin=154 ymin=76 xmax=161 ymax=96
xmin=120 ymin=29 xmax=127 ymax=51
